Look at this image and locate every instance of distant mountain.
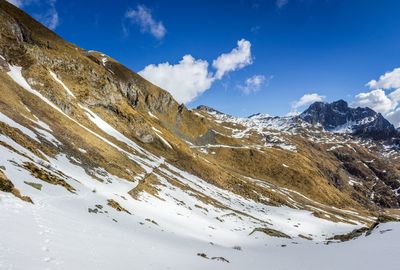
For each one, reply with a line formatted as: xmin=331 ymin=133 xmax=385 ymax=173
xmin=300 ymin=100 xmax=398 ymax=140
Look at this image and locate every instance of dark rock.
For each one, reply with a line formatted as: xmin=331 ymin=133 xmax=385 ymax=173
xmin=211 ymin=257 xmax=230 ymax=263
xmin=300 ymin=100 xmax=398 ymax=140
xmin=197 ymin=253 xmax=209 ymax=259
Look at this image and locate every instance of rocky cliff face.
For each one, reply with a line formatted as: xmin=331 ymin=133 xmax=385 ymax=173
xmin=300 ymin=100 xmax=398 ymax=140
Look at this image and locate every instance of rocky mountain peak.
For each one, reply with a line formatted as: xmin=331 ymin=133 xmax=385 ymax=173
xmin=300 ymin=100 xmax=398 ymax=140
xmin=331 ymin=99 xmax=349 ymax=111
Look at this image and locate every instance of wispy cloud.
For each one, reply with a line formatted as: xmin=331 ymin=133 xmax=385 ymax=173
xmin=238 ymin=75 xmax=269 ymax=95
xmin=250 ymin=25 xmax=261 ymax=34
xmin=139 ymin=39 xmax=254 ymax=104
xmin=7 ymin=0 xmax=59 ymax=30
xmin=291 ymin=93 xmax=325 ymax=113
xmin=276 ymin=0 xmax=289 ymax=9
xmin=36 ymin=0 xmax=59 ymax=30
xmin=125 ymin=4 xmax=166 ymax=39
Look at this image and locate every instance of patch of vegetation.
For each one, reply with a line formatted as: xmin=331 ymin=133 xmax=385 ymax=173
xmin=194 ymin=204 xmax=208 ymax=212
xmin=22 ymin=162 xmax=76 ymax=193
xmin=329 ymin=214 xmax=399 ymax=242
xmin=232 ymin=245 xmax=242 ymax=251
xmin=197 ymin=253 xmax=208 ymax=259
xmin=249 ymin=227 xmax=291 ymax=239
xmin=0 ymin=170 xmax=33 ymax=203
xmin=327 ymin=227 xmax=369 ymax=242
xmin=0 ymin=171 xmax=14 ymax=193
xmin=128 ymin=173 xmax=164 ymax=199
xmin=298 ymin=234 xmax=313 ymax=240
xmin=376 ymin=214 xmax=399 ymax=223
xmin=107 ymin=199 xmax=131 ymax=215
xmin=88 ymin=208 xmax=99 ymax=214
xmin=145 ymin=218 xmax=158 ymax=225
xmin=211 ymin=257 xmax=230 ymax=263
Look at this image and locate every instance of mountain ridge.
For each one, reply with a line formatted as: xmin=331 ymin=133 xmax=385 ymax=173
xmin=196 ymin=99 xmax=399 ymax=141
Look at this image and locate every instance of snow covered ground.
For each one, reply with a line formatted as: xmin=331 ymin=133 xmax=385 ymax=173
xmin=1 ymin=189 xmax=399 ymax=270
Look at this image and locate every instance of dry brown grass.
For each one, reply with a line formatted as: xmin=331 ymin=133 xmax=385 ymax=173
xmin=0 ymin=169 xmax=32 ymax=203
xmin=22 ymin=162 xmax=76 ymax=193
xmin=107 ymin=199 xmax=131 ymax=215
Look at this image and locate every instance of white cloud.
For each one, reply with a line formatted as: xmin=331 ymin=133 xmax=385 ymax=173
xmin=139 ymin=55 xmax=214 ymax=104
xmin=139 ymin=39 xmax=253 ymax=104
xmin=37 ymin=0 xmax=59 ymax=30
xmin=291 ymin=93 xmax=325 ymax=112
xmin=352 ymin=67 xmax=400 ymax=127
xmin=386 ymin=108 xmax=400 ymax=128
xmin=239 ymin=75 xmax=266 ymax=95
xmin=212 ymin=39 xmax=252 ymax=79
xmin=276 ymin=0 xmax=289 ymax=8
xmin=367 ymin=68 xmax=400 ymax=90
xmin=125 ymin=4 xmax=166 ymax=39
xmin=353 ymin=89 xmax=396 ymax=114
xmin=388 ymin=88 xmax=400 ymax=104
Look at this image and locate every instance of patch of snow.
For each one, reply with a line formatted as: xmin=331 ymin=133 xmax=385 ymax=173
xmin=348 ymin=177 xmax=360 ymax=186
xmin=49 ymin=70 xmax=76 ymax=97
xmin=7 ymin=65 xmax=67 ymax=115
xmin=193 ymin=111 xmax=205 ymax=118
xmin=0 ymin=112 xmax=39 ymax=142
xmin=152 ymin=127 xmax=162 ymax=134
xmin=148 ymin=111 xmax=158 ymax=119
xmin=327 ymin=145 xmax=343 ymax=151
xmin=156 ymin=133 xmax=173 ymax=149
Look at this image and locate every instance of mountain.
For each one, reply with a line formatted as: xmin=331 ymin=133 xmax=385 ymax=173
xmin=0 ymin=1 xmax=400 ymax=269
xmin=300 ymin=100 xmax=398 ymax=140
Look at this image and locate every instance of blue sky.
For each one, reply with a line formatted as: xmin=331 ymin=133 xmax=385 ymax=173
xmin=9 ymin=0 xmax=400 ymax=125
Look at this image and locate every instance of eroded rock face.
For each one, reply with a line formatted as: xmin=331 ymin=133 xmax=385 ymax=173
xmin=119 ymin=81 xmax=139 ymax=108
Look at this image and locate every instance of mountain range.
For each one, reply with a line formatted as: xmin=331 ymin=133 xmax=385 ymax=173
xmin=0 ymin=1 xmax=399 ymax=269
